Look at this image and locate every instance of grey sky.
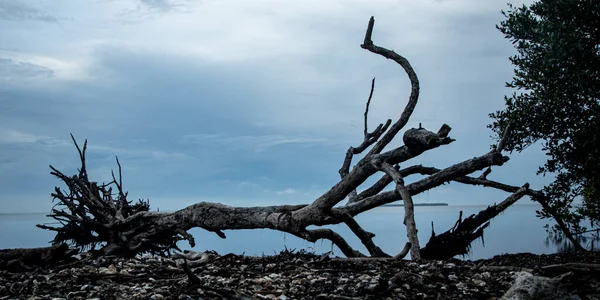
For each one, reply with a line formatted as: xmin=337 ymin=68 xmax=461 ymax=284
xmin=0 ymin=0 xmax=546 ymax=213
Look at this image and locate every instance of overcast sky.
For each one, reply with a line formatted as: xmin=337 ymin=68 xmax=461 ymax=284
xmin=0 ymin=0 xmax=548 ymax=213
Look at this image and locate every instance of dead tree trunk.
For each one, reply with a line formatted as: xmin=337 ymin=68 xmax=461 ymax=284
xmin=0 ymin=244 xmax=75 ymax=272
xmin=35 ymin=16 xmax=545 ymax=259
xmin=420 ymin=184 xmax=530 ymax=259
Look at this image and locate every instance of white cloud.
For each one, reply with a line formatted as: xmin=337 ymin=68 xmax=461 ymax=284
xmin=0 ymin=0 xmax=548 ymax=213
xmin=0 ymin=0 xmax=62 ymax=22
xmin=0 ymin=128 xmax=68 ymax=145
xmin=1 ymin=0 xmax=534 ymax=138
xmin=276 ymin=188 xmax=296 ymax=196
xmin=181 ymin=133 xmax=338 ymax=153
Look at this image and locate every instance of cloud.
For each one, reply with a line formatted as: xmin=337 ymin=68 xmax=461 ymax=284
xmin=0 ymin=1 xmax=61 ymax=22
xmin=276 ymin=188 xmax=296 ymax=196
xmin=0 ymin=129 xmax=53 ymax=144
xmin=0 ymin=58 xmax=54 ymax=85
xmin=181 ymin=133 xmax=334 ymax=153
xmin=114 ymin=0 xmax=193 ymax=23
xmin=0 ymin=0 xmax=548 ymax=213
xmin=138 ymin=0 xmax=183 ymax=12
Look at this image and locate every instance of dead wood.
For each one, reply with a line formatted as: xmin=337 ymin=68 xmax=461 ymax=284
xmin=541 ymin=263 xmax=600 ymax=274
xmin=420 ymin=184 xmax=530 ymax=260
xmin=477 ymin=265 xmax=535 ymax=273
xmin=0 ymin=243 xmax=75 ymax=271
xmin=33 ymin=16 xmax=548 ymax=260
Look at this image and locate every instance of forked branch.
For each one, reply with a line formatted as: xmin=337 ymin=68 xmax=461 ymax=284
xmin=35 ymin=16 xmax=548 ymax=261
xmin=361 ymin=16 xmax=420 ymax=155
xmin=372 ymin=160 xmax=421 ymax=259
xmin=420 ymin=184 xmax=530 ymax=259
xmin=339 ymin=77 xmax=392 ymax=203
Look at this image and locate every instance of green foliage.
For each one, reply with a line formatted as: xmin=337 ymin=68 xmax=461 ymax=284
xmin=489 ymin=0 xmax=600 ymax=241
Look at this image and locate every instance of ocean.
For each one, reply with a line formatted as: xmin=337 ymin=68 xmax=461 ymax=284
xmin=0 ymin=204 xmax=579 ymax=260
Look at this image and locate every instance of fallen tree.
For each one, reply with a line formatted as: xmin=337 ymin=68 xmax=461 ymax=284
xmin=36 ymin=17 xmax=553 ymax=260
xmin=0 ymin=243 xmax=76 ymax=272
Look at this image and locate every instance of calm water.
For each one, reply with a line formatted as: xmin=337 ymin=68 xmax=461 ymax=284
xmin=0 ymin=204 xmax=567 ymax=260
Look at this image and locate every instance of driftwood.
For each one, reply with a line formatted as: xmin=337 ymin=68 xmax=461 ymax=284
xmin=0 ymin=243 xmax=75 ymax=271
xmin=420 ymin=184 xmax=531 ymax=260
xmin=32 ymin=16 xmax=550 ymax=260
xmin=475 ymin=263 xmax=600 ymax=276
xmin=541 ymin=263 xmax=600 ymax=274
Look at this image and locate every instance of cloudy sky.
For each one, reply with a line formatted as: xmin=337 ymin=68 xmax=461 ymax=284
xmin=0 ymin=0 xmax=548 ymax=213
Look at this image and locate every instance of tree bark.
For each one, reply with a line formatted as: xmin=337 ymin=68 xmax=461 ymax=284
xmin=420 ymin=184 xmax=530 ymax=260
xmin=31 ymin=16 xmax=547 ymax=260
xmin=0 ymin=244 xmax=75 ymax=271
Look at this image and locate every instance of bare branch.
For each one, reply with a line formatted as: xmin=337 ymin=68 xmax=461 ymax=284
xmin=364 ymin=77 xmax=376 ymax=137
xmin=420 ymin=184 xmax=530 ymax=259
xmin=495 ymin=122 xmax=512 ymax=153
xmin=309 ymin=126 xmax=454 ymax=213
xmin=330 ymin=242 xmax=411 ymax=262
xmin=355 ymin=165 xmax=439 ymax=202
xmin=479 ymin=167 xmax=492 ymax=179
xmin=355 ymin=173 xmax=392 ymax=201
xmin=342 ymin=150 xmax=511 ymax=216
xmin=437 ymin=124 xmax=452 ymax=138
xmin=361 ymin=16 xmax=421 ymax=155
xmin=36 ymin=16 xmax=553 ymax=261
xmin=534 ymin=196 xmax=587 ymax=252
xmin=69 ymin=134 xmax=88 ymax=181
xmin=541 ymin=263 xmax=600 ymax=273
xmin=380 ymin=165 xmax=526 ymax=195
xmin=372 ymin=160 xmax=421 ymax=259
xmin=339 ymin=78 xmax=393 ymax=203
xmin=298 ymin=229 xmax=366 ymax=258
xmin=393 ymin=242 xmax=412 ymax=260
xmin=346 ymin=125 xmax=453 ymax=205
xmin=375 ymin=124 xmax=455 ymax=164
xmin=329 ymin=210 xmax=389 ymax=257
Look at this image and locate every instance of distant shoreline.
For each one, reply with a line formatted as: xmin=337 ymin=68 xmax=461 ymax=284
xmin=382 ymin=203 xmax=448 ymax=207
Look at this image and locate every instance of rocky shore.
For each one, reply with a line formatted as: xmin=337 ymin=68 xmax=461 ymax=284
xmin=1 ymin=249 xmax=599 ymax=299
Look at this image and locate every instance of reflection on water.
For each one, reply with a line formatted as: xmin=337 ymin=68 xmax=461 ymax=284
xmin=547 ymin=230 xmax=600 ymax=253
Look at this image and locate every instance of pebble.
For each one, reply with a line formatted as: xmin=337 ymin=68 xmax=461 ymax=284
xmin=472 ymin=279 xmax=487 ymax=287
xmin=0 ymin=249 xmax=596 ymax=299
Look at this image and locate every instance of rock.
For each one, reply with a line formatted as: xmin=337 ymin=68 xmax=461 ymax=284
xmin=500 ymin=272 xmax=580 ymax=300
xmin=456 ymin=282 xmax=468 ymax=290
xmin=99 ymin=264 xmax=117 ymax=274
xmin=358 ymin=274 xmax=371 ymax=281
xmin=444 ymin=263 xmax=456 ymax=269
xmin=256 ymin=294 xmax=277 ymax=299
xmin=1 ymin=249 xmax=598 ymax=299
xmin=472 ymin=279 xmax=487 ymax=287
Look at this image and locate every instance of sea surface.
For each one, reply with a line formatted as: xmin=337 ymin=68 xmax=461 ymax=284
xmin=0 ymin=204 xmax=579 ymax=260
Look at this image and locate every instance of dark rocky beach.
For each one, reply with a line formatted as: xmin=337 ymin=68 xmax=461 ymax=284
xmin=1 ymin=248 xmax=599 ymax=300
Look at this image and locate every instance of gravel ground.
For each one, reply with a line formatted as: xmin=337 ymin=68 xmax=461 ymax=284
xmin=1 ymin=249 xmax=599 ymax=299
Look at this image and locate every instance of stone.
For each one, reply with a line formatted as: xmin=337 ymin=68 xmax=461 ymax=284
xmin=1 ymin=248 xmax=597 ymax=299
xmin=500 ymin=272 xmax=580 ymax=300
xmin=472 ymin=279 xmax=487 ymax=287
